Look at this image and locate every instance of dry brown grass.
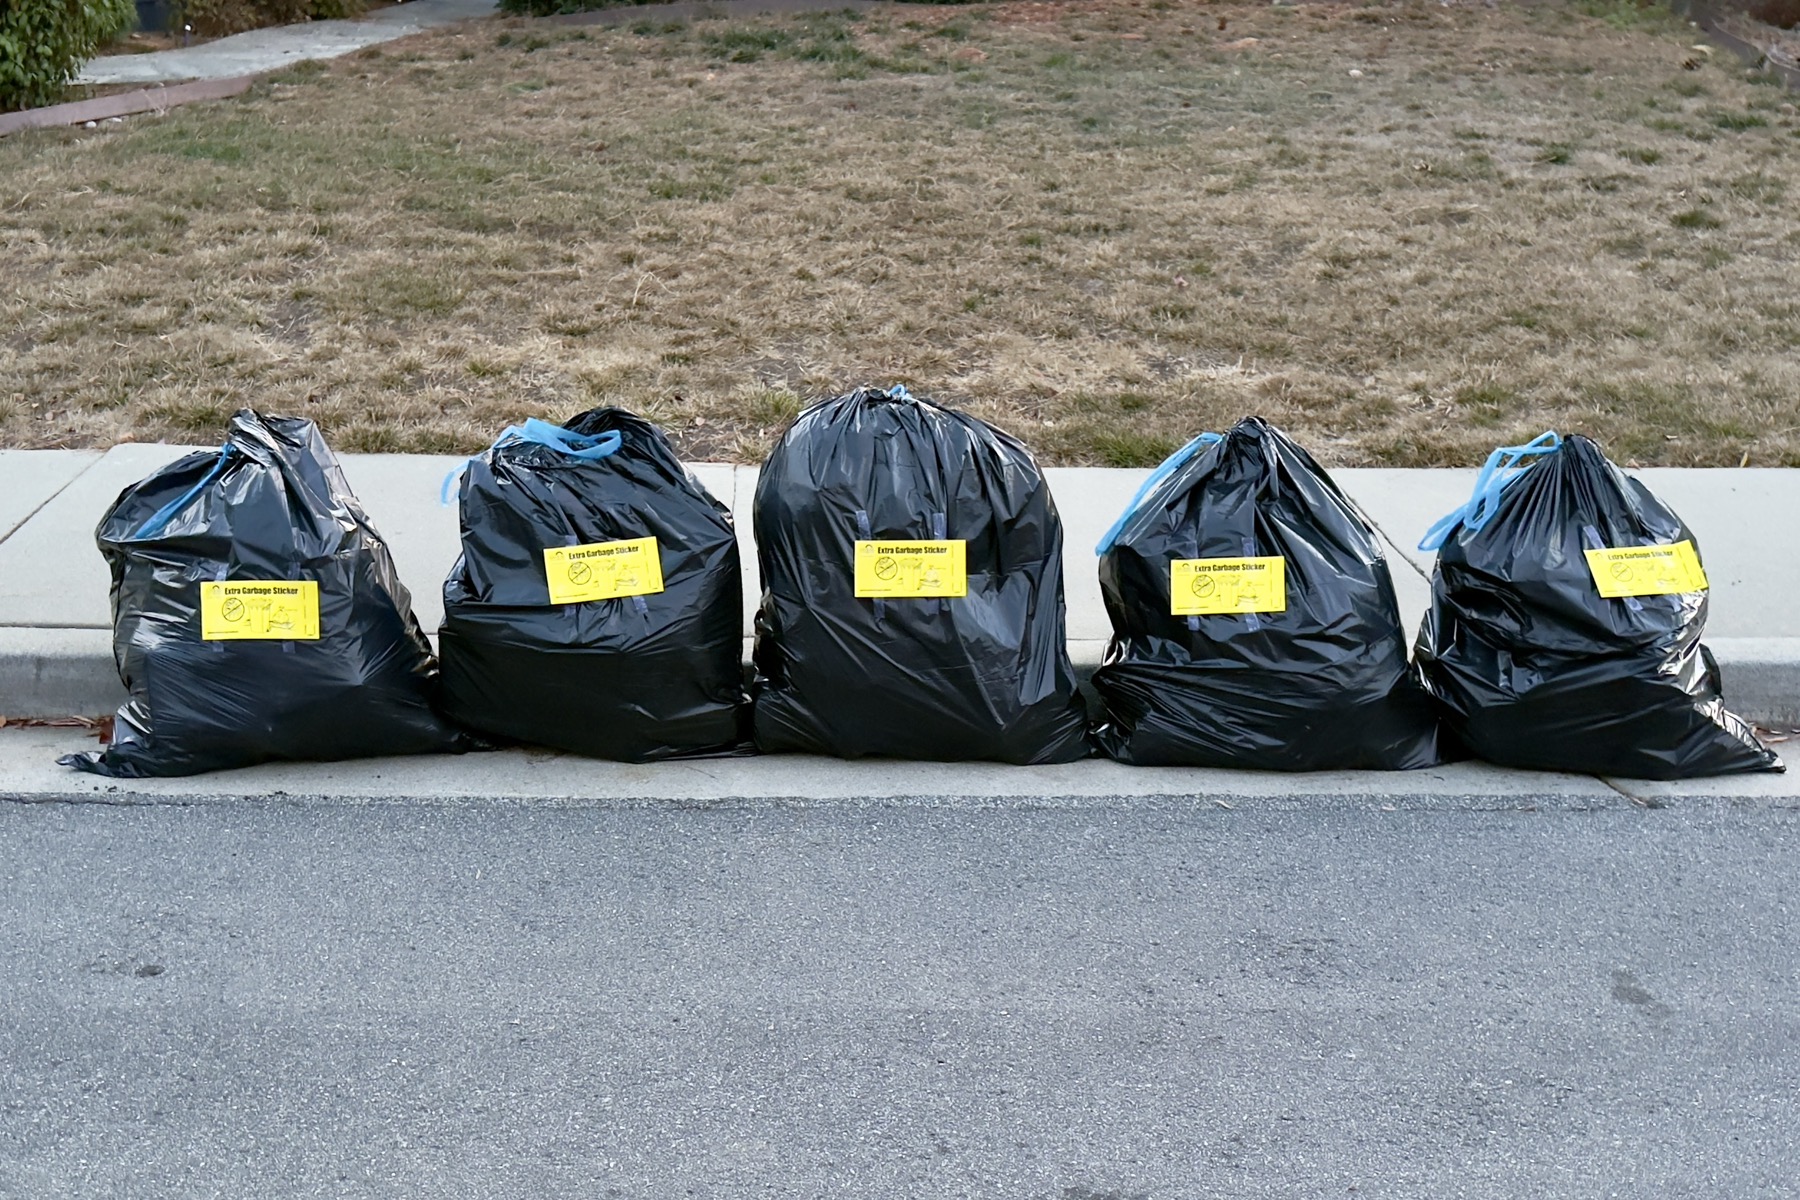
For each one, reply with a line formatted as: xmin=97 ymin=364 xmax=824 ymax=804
xmin=3 ymin=0 xmax=1799 ymax=465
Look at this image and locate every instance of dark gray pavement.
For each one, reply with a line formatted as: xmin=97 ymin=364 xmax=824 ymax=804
xmin=3 ymin=797 xmax=1796 ymax=1197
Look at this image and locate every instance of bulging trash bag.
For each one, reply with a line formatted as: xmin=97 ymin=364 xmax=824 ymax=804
xmin=1413 ymin=432 xmax=1781 ymax=779
xmin=62 ymin=410 xmax=465 ymax=778
xmin=1091 ymin=417 xmax=1444 ymax=770
xmin=438 ymin=409 xmax=747 ymax=761
xmin=751 ymin=385 xmax=1088 ymax=763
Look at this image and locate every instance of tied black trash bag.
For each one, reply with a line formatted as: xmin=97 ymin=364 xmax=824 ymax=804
xmin=62 ymin=410 xmax=465 ymax=778
xmin=438 ymin=409 xmax=747 ymax=761
xmin=751 ymin=386 xmax=1088 ymax=763
xmin=1091 ymin=417 xmax=1444 ymax=770
xmin=1413 ymin=432 xmax=1781 ymax=779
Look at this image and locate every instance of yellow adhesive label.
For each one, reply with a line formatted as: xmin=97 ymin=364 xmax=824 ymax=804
xmin=1170 ymin=556 xmax=1287 ymax=616
xmin=543 ymin=537 xmax=665 ymax=605
xmin=1584 ymin=540 xmax=1708 ymax=599
xmin=200 ymin=581 xmax=321 ymax=641
xmin=854 ymin=540 xmax=968 ymax=599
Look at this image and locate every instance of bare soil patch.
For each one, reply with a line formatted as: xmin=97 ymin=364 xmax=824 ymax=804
xmin=2 ymin=0 xmax=1798 ymax=465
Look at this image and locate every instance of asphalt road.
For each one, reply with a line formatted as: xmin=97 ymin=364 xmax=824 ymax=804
xmin=2 ymin=798 xmax=1796 ymax=1198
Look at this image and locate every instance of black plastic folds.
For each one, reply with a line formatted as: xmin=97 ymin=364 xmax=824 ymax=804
xmin=1413 ymin=434 xmax=1781 ymax=779
xmin=438 ymin=408 xmax=747 ymax=761
xmin=63 ymin=410 xmax=464 ymax=778
xmin=751 ymin=386 xmax=1088 ymax=763
xmin=1092 ymin=417 xmax=1443 ymax=769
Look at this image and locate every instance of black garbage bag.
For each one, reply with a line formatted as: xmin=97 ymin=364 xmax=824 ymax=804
xmin=62 ymin=410 xmax=465 ymax=778
xmin=1091 ymin=417 xmax=1444 ymax=770
xmin=1413 ymin=432 xmax=1781 ymax=779
xmin=751 ymin=386 xmax=1088 ymax=763
xmin=438 ymin=409 xmax=747 ymax=761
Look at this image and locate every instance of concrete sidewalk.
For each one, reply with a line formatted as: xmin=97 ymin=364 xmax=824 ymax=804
xmin=77 ymin=0 xmax=497 ymax=85
xmin=1 ymin=445 xmax=1796 ymax=730
xmin=73 ymin=0 xmax=882 ymax=85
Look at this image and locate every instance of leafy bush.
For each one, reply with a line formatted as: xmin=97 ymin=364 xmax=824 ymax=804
xmin=497 ymin=0 xmax=655 ymax=17
xmin=177 ymin=0 xmax=360 ymax=37
xmin=0 ymin=0 xmax=136 ymax=112
xmin=500 ymin=0 xmax=983 ymax=15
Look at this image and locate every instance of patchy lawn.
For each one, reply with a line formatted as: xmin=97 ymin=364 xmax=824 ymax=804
xmin=3 ymin=0 xmax=1798 ymax=466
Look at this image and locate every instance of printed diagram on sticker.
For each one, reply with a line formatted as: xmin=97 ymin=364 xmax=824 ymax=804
xmin=876 ymin=552 xmax=944 ymax=591
xmin=854 ymin=540 xmax=968 ymax=599
xmin=200 ymin=581 xmax=322 ymax=641
xmin=543 ymin=537 xmax=665 ymax=605
xmin=1584 ymin=540 xmax=1708 ymax=599
xmin=1170 ymin=556 xmax=1286 ymax=616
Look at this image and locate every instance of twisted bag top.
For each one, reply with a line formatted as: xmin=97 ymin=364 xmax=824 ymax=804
xmin=63 ymin=409 xmax=461 ymax=778
xmin=751 ymin=386 xmax=1088 ymax=763
xmin=1414 ymin=433 xmax=1780 ymax=778
xmin=437 ymin=407 xmax=746 ymax=762
xmin=445 ymin=408 xmax=735 ymax=616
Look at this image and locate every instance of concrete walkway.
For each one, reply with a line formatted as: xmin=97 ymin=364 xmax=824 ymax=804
xmin=77 ymin=0 xmax=498 ymax=85
xmin=74 ymin=0 xmax=882 ymax=85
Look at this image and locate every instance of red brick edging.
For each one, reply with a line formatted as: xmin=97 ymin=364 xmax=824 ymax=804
xmin=0 ymin=75 xmax=256 ymax=138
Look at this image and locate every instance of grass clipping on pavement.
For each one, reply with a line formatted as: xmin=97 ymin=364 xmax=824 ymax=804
xmin=2 ymin=0 xmax=1798 ymax=466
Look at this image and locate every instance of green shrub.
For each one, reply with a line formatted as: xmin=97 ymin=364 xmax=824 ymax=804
xmin=0 ymin=0 xmax=136 ymax=112
xmin=175 ymin=0 xmax=361 ymax=37
xmin=498 ymin=0 xmax=658 ymax=17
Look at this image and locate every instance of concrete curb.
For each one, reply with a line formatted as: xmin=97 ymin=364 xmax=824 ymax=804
xmin=2 ymin=624 xmax=1793 ymax=731
xmin=3 ymin=725 xmax=1792 ymax=809
xmin=1704 ymin=638 xmax=1800 ymax=728
xmin=0 ymin=628 xmax=118 ymax=719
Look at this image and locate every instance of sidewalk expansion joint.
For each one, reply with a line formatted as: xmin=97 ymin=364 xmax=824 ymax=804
xmin=0 ymin=455 xmax=104 ymax=545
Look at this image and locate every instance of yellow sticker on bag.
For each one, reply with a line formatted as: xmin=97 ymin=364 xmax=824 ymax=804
xmin=1170 ymin=556 xmax=1287 ymax=616
xmin=200 ymin=581 xmax=321 ymax=641
xmin=1584 ymin=540 xmax=1708 ymax=599
xmin=854 ymin=540 xmax=967 ymax=599
xmin=543 ymin=537 xmax=665 ymax=605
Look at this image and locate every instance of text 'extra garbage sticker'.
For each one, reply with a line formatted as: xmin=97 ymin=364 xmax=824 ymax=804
xmin=1584 ymin=540 xmax=1709 ymax=599
xmin=199 ymin=581 xmax=321 ymax=641
xmin=543 ymin=537 xmax=665 ymax=605
xmin=854 ymin=540 xmax=968 ymax=599
xmin=1170 ymin=556 xmax=1287 ymax=616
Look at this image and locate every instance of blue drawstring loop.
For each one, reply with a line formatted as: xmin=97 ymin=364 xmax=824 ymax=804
xmin=504 ymin=418 xmax=625 ymax=461
xmin=1095 ymin=431 xmax=1223 ymax=556
xmin=134 ymin=443 xmax=236 ymax=539
xmin=1418 ymin=432 xmax=1561 ymax=552
xmin=440 ymin=419 xmax=624 ymax=506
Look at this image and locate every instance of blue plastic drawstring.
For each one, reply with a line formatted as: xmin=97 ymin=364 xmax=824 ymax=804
xmin=883 ymin=384 xmax=915 ymax=403
xmin=507 ymin=418 xmax=625 ymax=461
xmin=1418 ymin=432 xmax=1561 ymax=552
xmin=134 ymin=443 xmax=236 ymax=538
xmin=1095 ymin=431 xmax=1223 ymax=556
xmin=440 ymin=419 xmax=625 ymax=506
